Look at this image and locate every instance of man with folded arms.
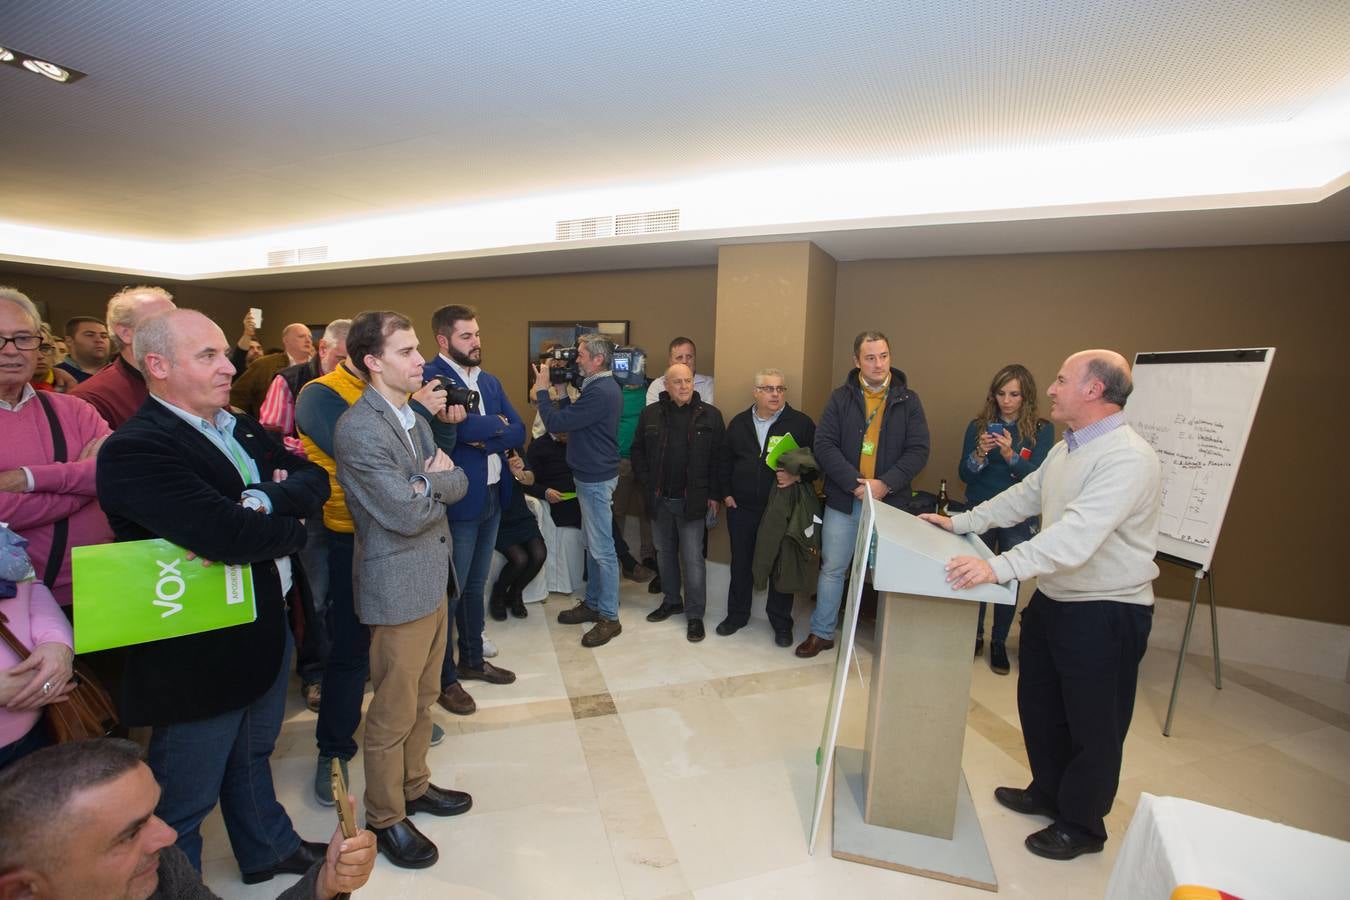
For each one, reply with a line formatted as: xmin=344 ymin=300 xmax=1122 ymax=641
xmin=97 ymin=309 xmax=331 ymax=883
xmin=335 ymin=310 xmax=473 ymax=869
xmin=921 ymin=350 xmax=1161 ymax=861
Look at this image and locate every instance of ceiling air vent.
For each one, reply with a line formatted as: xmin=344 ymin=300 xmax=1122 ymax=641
xmin=555 ymin=209 xmax=680 ymax=241
xmin=266 ymin=245 xmax=329 ymax=267
xmin=555 ymin=216 xmax=615 ymax=241
xmin=616 ymin=208 xmax=679 ymax=235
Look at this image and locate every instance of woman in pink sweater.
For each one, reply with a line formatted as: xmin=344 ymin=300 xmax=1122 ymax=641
xmin=0 ymin=526 xmax=75 ymax=769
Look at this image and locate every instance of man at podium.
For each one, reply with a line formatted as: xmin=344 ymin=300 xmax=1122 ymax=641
xmin=921 ymin=349 xmax=1161 ymax=863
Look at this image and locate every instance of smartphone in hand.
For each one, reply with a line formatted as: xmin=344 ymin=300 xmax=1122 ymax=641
xmin=331 ymin=758 xmax=357 ymax=839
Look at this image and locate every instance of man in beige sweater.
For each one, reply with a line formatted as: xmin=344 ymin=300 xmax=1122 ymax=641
xmin=922 ymin=349 xmax=1161 ymax=862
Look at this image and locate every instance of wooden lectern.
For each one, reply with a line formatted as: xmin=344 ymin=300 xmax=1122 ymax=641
xmin=831 ymin=499 xmax=1018 ymax=891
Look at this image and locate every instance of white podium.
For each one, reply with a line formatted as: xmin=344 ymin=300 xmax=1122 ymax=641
xmin=830 ymin=499 xmax=1018 ymax=891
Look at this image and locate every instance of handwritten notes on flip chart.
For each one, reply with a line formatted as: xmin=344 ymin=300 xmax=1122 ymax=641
xmin=1127 ymin=350 xmax=1273 ymax=569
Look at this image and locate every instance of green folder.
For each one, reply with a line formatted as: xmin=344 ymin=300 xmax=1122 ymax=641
xmin=557 ymin=491 xmax=577 ymax=500
xmin=764 ymin=432 xmax=800 ymax=470
xmin=71 ymin=539 xmax=257 ymax=653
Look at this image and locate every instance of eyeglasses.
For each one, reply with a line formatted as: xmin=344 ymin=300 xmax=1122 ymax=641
xmin=39 ymin=343 xmax=55 ymax=353
xmin=755 ymin=385 xmax=787 ymax=394
xmin=0 ymin=334 xmax=42 ymax=351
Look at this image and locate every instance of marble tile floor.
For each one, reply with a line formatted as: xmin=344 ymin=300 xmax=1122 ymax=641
xmin=203 ymin=584 xmax=1350 ymax=898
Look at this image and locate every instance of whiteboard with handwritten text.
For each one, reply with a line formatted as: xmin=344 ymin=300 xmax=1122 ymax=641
xmin=1127 ymin=349 xmax=1274 ymax=570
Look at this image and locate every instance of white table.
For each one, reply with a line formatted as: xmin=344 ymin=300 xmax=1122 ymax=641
xmin=1106 ymin=793 xmax=1350 ymax=900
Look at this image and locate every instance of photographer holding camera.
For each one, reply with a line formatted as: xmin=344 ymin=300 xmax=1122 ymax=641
xmin=423 ymin=305 xmax=521 ymax=718
xmin=532 ymin=334 xmax=624 ymax=647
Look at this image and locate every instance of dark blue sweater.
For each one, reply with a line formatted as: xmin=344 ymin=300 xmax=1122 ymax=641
xmin=957 ymin=417 xmax=1055 ymax=506
xmin=535 ymin=373 xmax=622 ymax=483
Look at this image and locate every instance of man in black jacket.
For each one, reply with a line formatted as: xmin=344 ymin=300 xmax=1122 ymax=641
xmin=97 ymin=309 xmax=332 ymax=882
xmin=718 ymin=367 xmax=816 ymax=646
xmin=630 ymin=364 xmax=725 ymax=642
xmin=797 ymin=331 xmax=930 ymax=658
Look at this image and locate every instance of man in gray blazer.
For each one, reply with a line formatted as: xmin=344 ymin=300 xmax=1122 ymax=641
xmin=334 ymin=310 xmax=472 ymax=870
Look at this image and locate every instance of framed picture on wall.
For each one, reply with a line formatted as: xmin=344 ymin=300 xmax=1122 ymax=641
xmin=527 ymin=320 xmax=630 ymax=382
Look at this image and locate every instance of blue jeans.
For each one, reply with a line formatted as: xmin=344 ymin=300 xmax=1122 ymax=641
xmin=148 ymin=630 xmax=299 ymax=873
xmin=443 ymin=487 xmax=499 ymax=686
xmin=652 ymin=498 xmax=708 ymax=619
xmin=976 ymin=520 xmax=1036 ymax=643
xmin=809 ymin=499 xmax=863 ymax=640
xmin=576 ymin=477 xmax=620 ymax=620
xmin=316 ymin=529 xmax=369 ymax=761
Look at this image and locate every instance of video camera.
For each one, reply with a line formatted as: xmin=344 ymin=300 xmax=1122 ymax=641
xmin=432 ymin=375 xmax=480 ymax=412
xmin=542 ymin=345 xmax=647 ymax=389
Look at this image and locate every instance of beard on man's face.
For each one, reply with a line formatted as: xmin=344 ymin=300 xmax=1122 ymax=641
xmin=449 ymin=345 xmax=481 ymax=368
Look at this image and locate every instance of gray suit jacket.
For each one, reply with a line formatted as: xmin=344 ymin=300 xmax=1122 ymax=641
xmin=335 ymin=388 xmax=468 ymax=626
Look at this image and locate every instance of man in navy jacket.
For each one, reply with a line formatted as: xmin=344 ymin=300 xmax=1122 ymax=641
xmin=422 ymin=305 xmax=520 ymax=716
xmin=797 ymin=330 xmax=930 ymax=658
xmin=97 ymin=309 xmax=331 ymax=881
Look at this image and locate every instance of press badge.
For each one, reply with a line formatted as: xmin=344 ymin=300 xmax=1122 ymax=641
xmin=861 ymin=440 xmax=875 ymax=456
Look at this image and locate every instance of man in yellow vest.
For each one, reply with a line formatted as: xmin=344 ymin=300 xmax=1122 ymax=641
xmin=295 ymin=354 xmax=464 ymax=806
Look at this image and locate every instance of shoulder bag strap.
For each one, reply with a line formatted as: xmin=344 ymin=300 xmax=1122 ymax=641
xmin=34 ymin=393 xmax=70 ymax=590
xmin=0 ymin=610 xmax=32 ymax=661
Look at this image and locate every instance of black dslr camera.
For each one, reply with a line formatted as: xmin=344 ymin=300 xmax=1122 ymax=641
xmin=543 ymin=347 xmax=580 ymax=386
xmin=432 ymin=375 xmax=480 ymax=412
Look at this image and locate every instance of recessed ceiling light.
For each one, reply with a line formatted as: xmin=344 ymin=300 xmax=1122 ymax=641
xmin=0 ymin=43 xmax=85 ymax=83
xmin=22 ymin=58 xmax=70 ymax=82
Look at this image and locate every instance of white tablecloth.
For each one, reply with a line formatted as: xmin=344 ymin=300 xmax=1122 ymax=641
xmin=1106 ymin=793 xmax=1350 ymax=900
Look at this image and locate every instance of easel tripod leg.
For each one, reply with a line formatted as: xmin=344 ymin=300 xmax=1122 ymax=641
xmin=1163 ymin=571 xmax=1205 ymax=737
xmin=1208 ymin=570 xmax=1221 ymax=690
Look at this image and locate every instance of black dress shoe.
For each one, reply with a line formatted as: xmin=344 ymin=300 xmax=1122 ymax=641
xmin=774 ymin=629 xmax=793 ymax=648
xmin=974 ymin=635 xmax=985 ymax=658
xmin=989 ymin=640 xmax=1010 ymax=675
xmin=646 ymin=603 xmax=683 ymax=622
xmin=687 ymin=619 xmax=705 ymax=642
xmin=240 ymin=839 xmax=328 ymax=884
xmin=407 ymin=783 xmax=473 ymax=817
xmin=509 ymin=594 xmax=528 ymax=618
xmin=715 ymin=619 xmax=743 ymax=636
xmin=994 ymin=786 xmax=1057 ymax=818
xmin=488 ymin=592 xmax=508 ymax=621
xmin=369 ymin=818 xmax=439 ymax=869
xmin=1024 ymin=824 xmax=1104 ymax=860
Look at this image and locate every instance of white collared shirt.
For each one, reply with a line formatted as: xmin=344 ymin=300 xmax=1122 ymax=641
xmin=442 ymin=354 xmax=501 ymax=485
xmin=152 ymin=395 xmax=293 ymax=596
xmin=0 ymin=383 xmax=36 ymax=413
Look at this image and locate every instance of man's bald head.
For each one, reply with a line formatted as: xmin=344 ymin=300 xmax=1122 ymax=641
xmin=665 ymin=363 xmax=694 ymax=405
xmin=1071 ymin=349 xmax=1133 ymax=408
xmin=280 ymin=322 xmax=314 ymax=362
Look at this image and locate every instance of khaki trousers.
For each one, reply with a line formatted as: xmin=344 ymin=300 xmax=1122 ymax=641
xmin=363 ymin=601 xmax=448 ymax=827
xmin=613 ymin=457 xmax=655 ymax=561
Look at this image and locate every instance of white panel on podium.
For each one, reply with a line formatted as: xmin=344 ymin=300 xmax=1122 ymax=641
xmin=869 ymin=502 xmax=1018 ymax=605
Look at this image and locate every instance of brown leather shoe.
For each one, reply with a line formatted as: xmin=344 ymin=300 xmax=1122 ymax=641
xmin=437 ymin=682 xmax=476 ymax=716
xmin=795 ymin=634 xmax=835 ymax=658
xmin=457 ymin=661 xmax=517 ymax=685
xmin=581 ymin=618 xmax=623 ymax=647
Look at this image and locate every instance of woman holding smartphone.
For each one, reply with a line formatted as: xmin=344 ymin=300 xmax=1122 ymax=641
xmin=958 ymin=364 xmax=1054 ymax=675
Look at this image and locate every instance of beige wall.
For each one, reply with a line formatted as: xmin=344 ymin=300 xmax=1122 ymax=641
xmin=0 ymin=271 xmax=254 ymax=344
xmin=834 ymin=242 xmax=1349 ymax=625
xmin=6 ymin=241 xmax=1346 ymax=625
xmin=251 ymin=266 xmax=718 ymax=415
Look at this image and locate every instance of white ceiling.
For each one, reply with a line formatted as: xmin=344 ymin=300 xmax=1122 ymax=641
xmin=2 ymin=0 xmax=1349 ymax=285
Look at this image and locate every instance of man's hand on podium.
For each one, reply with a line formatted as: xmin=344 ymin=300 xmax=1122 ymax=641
xmin=917 ymin=513 xmax=953 ymax=531
xmin=945 ymin=555 xmax=996 ymax=589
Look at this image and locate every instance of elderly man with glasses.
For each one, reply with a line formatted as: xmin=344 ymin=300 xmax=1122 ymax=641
xmin=0 ymin=287 xmax=114 ymax=613
xmin=717 ymin=368 xmax=816 ymax=646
